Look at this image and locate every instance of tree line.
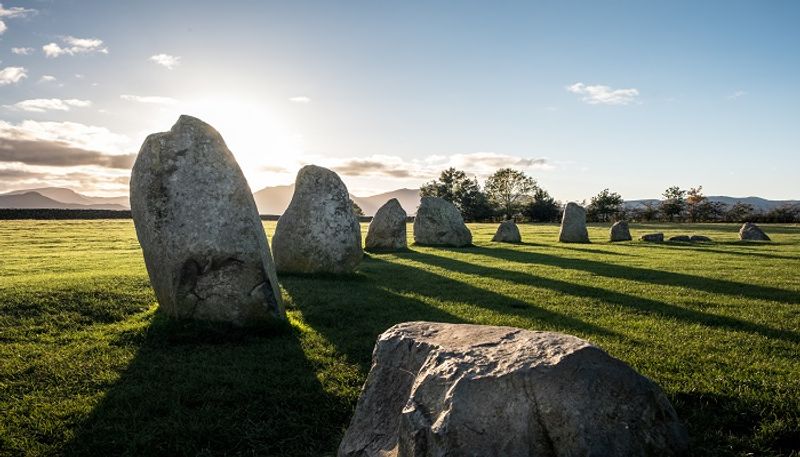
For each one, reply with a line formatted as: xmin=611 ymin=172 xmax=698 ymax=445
xmin=419 ymin=168 xmax=800 ymax=223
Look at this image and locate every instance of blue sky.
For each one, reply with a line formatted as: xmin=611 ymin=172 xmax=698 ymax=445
xmin=0 ymin=0 xmax=798 ymax=200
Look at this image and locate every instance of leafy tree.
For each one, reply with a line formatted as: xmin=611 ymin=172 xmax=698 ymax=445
xmin=660 ymin=186 xmax=686 ymax=221
xmin=523 ymin=187 xmax=560 ymax=222
xmin=724 ymin=202 xmax=756 ymax=222
xmin=692 ymin=201 xmax=726 ymax=222
xmin=685 ymin=186 xmax=707 ymax=222
xmin=420 ymin=168 xmax=493 ymax=221
xmin=350 ymin=199 xmax=364 ymax=216
xmin=633 ymin=201 xmax=660 ymax=222
xmin=420 ymin=167 xmax=467 ymax=203
xmin=484 ymin=168 xmax=537 ymax=220
xmin=586 ymin=188 xmax=624 ymax=222
xmin=764 ymin=205 xmax=799 ymax=223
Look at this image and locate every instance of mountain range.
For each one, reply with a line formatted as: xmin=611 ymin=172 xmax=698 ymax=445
xmin=2 ymin=186 xmax=796 ymax=215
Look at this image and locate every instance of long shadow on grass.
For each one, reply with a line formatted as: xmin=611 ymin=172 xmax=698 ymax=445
xmin=479 ymin=246 xmax=800 ymax=306
xmin=282 ymin=254 xmax=619 ymax=371
xmin=63 ymin=311 xmax=351 ymax=457
xmin=411 ymin=250 xmax=799 ymax=344
xmin=624 ymin=243 xmax=800 ymax=261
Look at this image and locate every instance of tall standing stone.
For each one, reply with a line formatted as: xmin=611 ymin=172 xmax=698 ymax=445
xmin=413 ymin=196 xmax=472 ymax=247
xmin=492 ymin=220 xmax=522 ymax=243
xmin=365 ymin=198 xmax=408 ymax=252
xmin=130 ymin=115 xmax=284 ymax=324
xmin=339 ymin=322 xmax=689 ymax=457
xmin=558 ymin=202 xmax=590 ymax=243
xmin=739 ymin=222 xmax=771 ymax=241
xmin=610 ymin=221 xmax=633 ymax=242
xmin=272 ymin=165 xmax=363 ymax=273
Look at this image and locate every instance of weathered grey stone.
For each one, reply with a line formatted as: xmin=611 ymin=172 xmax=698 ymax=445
xmin=558 ymin=202 xmax=590 ymax=243
xmin=739 ymin=222 xmax=771 ymax=241
xmin=365 ymin=198 xmax=408 ymax=252
xmin=641 ymin=233 xmax=665 ymax=242
xmin=609 ymin=221 xmax=632 ymax=242
xmin=492 ymin=220 xmax=521 ymax=243
xmin=690 ymin=235 xmax=712 ymax=242
xmin=669 ymin=235 xmax=691 ymax=242
xmin=130 ymin=115 xmax=284 ymax=325
xmin=339 ymin=322 xmax=688 ymax=457
xmin=272 ymin=165 xmax=362 ymax=273
xmin=413 ymin=197 xmax=472 ymax=247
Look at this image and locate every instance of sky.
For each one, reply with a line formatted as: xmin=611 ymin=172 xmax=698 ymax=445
xmin=0 ymin=0 xmax=798 ymax=200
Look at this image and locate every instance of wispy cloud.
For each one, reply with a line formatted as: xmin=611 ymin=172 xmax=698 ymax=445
xmin=727 ymin=90 xmax=747 ymax=100
xmin=5 ymin=98 xmax=92 ymax=112
xmin=0 ymin=66 xmax=27 ymax=85
xmin=149 ymin=53 xmax=180 ymax=69
xmin=0 ymin=3 xmax=36 ymax=35
xmin=42 ymin=36 xmax=108 ymax=58
xmin=567 ymin=82 xmax=640 ymax=105
xmin=11 ymin=46 xmax=33 ymax=55
xmin=289 ymin=96 xmax=311 ymax=103
xmin=38 ymin=75 xmax=56 ymax=83
xmin=120 ymin=94 xmax=178 ymax=105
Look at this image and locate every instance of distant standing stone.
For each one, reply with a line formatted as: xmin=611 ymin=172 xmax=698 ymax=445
xmin=558 ymin=202 xmax=590 ymax=243
xmin=130 ymin=115 xmax=284 ymax=325
xmin=609 ymin=221 xmax=632 ymax=242
xmin=641 ymin=233 xmax=665 ymax=242
xmin=492 ymin=220 xmax=522 ymax=243
xmin=690 ymin=235 xmax=712 ymax=242
xmin=272 ymin=165 xmax=363 ymax=273
xmin=739 ymin=222 xmax=771 ymax=241
xmin=669 ymin=235 xmax=691 ymax=242
xmin=413 ymin=197 xmax=472 ymax=247
xmin=338 ymin=322 xmax=689 ymax=457
xmin=365 ymin=198 xmax=407 ymax=252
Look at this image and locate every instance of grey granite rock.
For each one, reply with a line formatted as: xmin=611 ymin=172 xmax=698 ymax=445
xmin=413 ymin=197 xmax=472 ymax=247
xmin=739 ymin=222 xmax=770 ymax=241
xmin=690 ymin=235 xmax=712 ymax=242
xmin=558 ymin=202 xmax=590 ymax=243
xmin=492 ymin=220 xmax=522 ymax=243
xmin=609 ymin=221 xmax=632 ymax=242
xmin=365 ymin=198 xmax=408 ymax=252
xmin=641 ymin=233 xmax=665 ymax=242
xmin=669 ymin=235 xmax=691 ymax=242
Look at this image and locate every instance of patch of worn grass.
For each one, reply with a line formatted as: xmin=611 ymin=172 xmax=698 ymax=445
xmin=1 ymin=220 xmax=798 ymax=456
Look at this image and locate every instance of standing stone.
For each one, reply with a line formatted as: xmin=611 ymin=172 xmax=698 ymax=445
xmin=339 ymin=322 xmax=688 ymax=457
xmin=492 ymin=220 xmax=522 ymax=243
xmin=272 ymin=165 xmax=362 ymax=273
xmin=739 ymin=222 xmax=771 ymax=241
xmin=130 ymin=115 xmax=284 ymax=324
xmin=365 ymin=198 xmax=408 ymax=252
xmin=641 ymin=233 xmax=665 ymax=242
xmin=558 ymin=202 xmax=590 ymax=243
xmin=413 ymin=197 xmax=472 ymax=247
xmin=609 ymin=221 xmax=632 ymax=242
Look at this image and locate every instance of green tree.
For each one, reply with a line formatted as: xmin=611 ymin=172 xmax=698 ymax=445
xmin=586 ymin=188 xmax=624 ymax=222
xmin=685 ymin=186 xmax=706 ymax=222
xmin=725 ymin=202 xmax=756 ymax=222
xmin=523 ymin=187 xmax=560 ymax=222
xmin=660 ymin=186 xmax=686 ymax=221
xmin=484 ymin=168 xmax=537 ymax=220
xmin=350 ymin=199 xmax=364 ymax=216
xmin=420 ymin=168 xmax=493 ymax=221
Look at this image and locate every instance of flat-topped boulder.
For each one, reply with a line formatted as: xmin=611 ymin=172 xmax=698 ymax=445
xmin=339 ymin=322 xmax=688 ymax=457
xmin=641 ymin=233 xmax=665 ymax=242
xmin=609 ymin=221 xmax=632 ymax=242
xmin=690 ymin=235 xmax=712 ymax=242
xmin=669 ymin=235 xmax=691 ymax=242
xmin=272 ymin=165 xmax=362 ymax=273
xmin=492 ymin=220 xmax=521 ymax=243
xmin=130 ymin=115 xmax=284 ymax=325
xmin=558 ymin=202 xmax=590 ymax=243
xmin=413 ymin=197 xmax=472 ymax=247
xmin=365 ymin=198 xmax=408 ymax=252
xmin=739 ymin=222 xmax=770 ymax=241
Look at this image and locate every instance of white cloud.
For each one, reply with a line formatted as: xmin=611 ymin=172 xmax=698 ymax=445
xmin=5 ymin=98 xmax=92 ymax=112
xmin=289 ymin=96 xmax=311 ymax=103
xmin=567 ymin=82 xmax=640 ymax=105
xmin=0 ymin=119 xmax=132 ymax=155
xmin=11 ymin=46 xmax=33 ymax=55
xmin=38 ymin=75 xmax=56 ymax=83
xmin=0 ymin=4 xmax=36 ymax=18
xmin=0 ymin=66 xmax=27 ymax=85
xmin=727 ymin=90 xmax=747 ymax=100
xmin=149 ymin=53 xmax=180 ymax=69
xmin=120 ymin=94 xmax=178 ymax=105
xmin=42 ymin=36 xmax=108 ymax=58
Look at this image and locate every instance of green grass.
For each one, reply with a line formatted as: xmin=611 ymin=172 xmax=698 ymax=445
xmin=1 ymin=220 xmax=798 ymax=456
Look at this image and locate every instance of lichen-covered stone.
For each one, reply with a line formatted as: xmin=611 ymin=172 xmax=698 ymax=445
xmin=558 ymin=202 xmax=590 ymax=243
xmin=130 ymin=115 xmax=284 ymax=325
xmin=609 ymin=221 xmax=632 ymax=242
xmin=739 ymin=222 xmax=770 ymax=241
xmin=641 ymin=233 xmax=664 ymax=242
xmin=365 ymin=198 xmax=407 ymax=252
xmin=492 ymin=220 xmax=522 ymax=243
xmin=413 ymin=197 xmax=472 ymax=247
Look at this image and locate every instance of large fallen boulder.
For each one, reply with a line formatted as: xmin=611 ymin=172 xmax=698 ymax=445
xmin=558 ymin=202 xmax=590 ymax=243
xmin=690 ymin=235 xmax=712 ymax=242
xmin=413 ymin=197 xmax=472 ymax=247
xmin=492 ymin=220 xmax=522 ymax=243
xmin=365 ymin=198 xmax=408 ymax=252
xmin=272 ymin=165 xmax=362 ymax=273
xmin=669 ymin=235 xmax=691 ymax=242
xmin=130 ymin=115 xmax=284 ymax=324
xmin=641 ymin=233 xmax=665 ymax=242
xmin=609 ymin=221 xmax=632 ymax=242
xmin=739 ymin=222 xmax=770 ymax=241
xmin=339 ymin=322 xmax=688 ymax=457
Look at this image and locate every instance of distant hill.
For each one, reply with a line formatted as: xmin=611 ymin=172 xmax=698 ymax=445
xmin=625 ymin=196 xmax=800 ymax=211
xmin=253 ymin=186 xmax=420 ymax=216
xmin=0 ymin=191 xmax=128 ymax=210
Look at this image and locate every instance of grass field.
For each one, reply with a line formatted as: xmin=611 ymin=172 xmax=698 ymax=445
xmin=0 ymin=220 xmax=798 ymax=456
